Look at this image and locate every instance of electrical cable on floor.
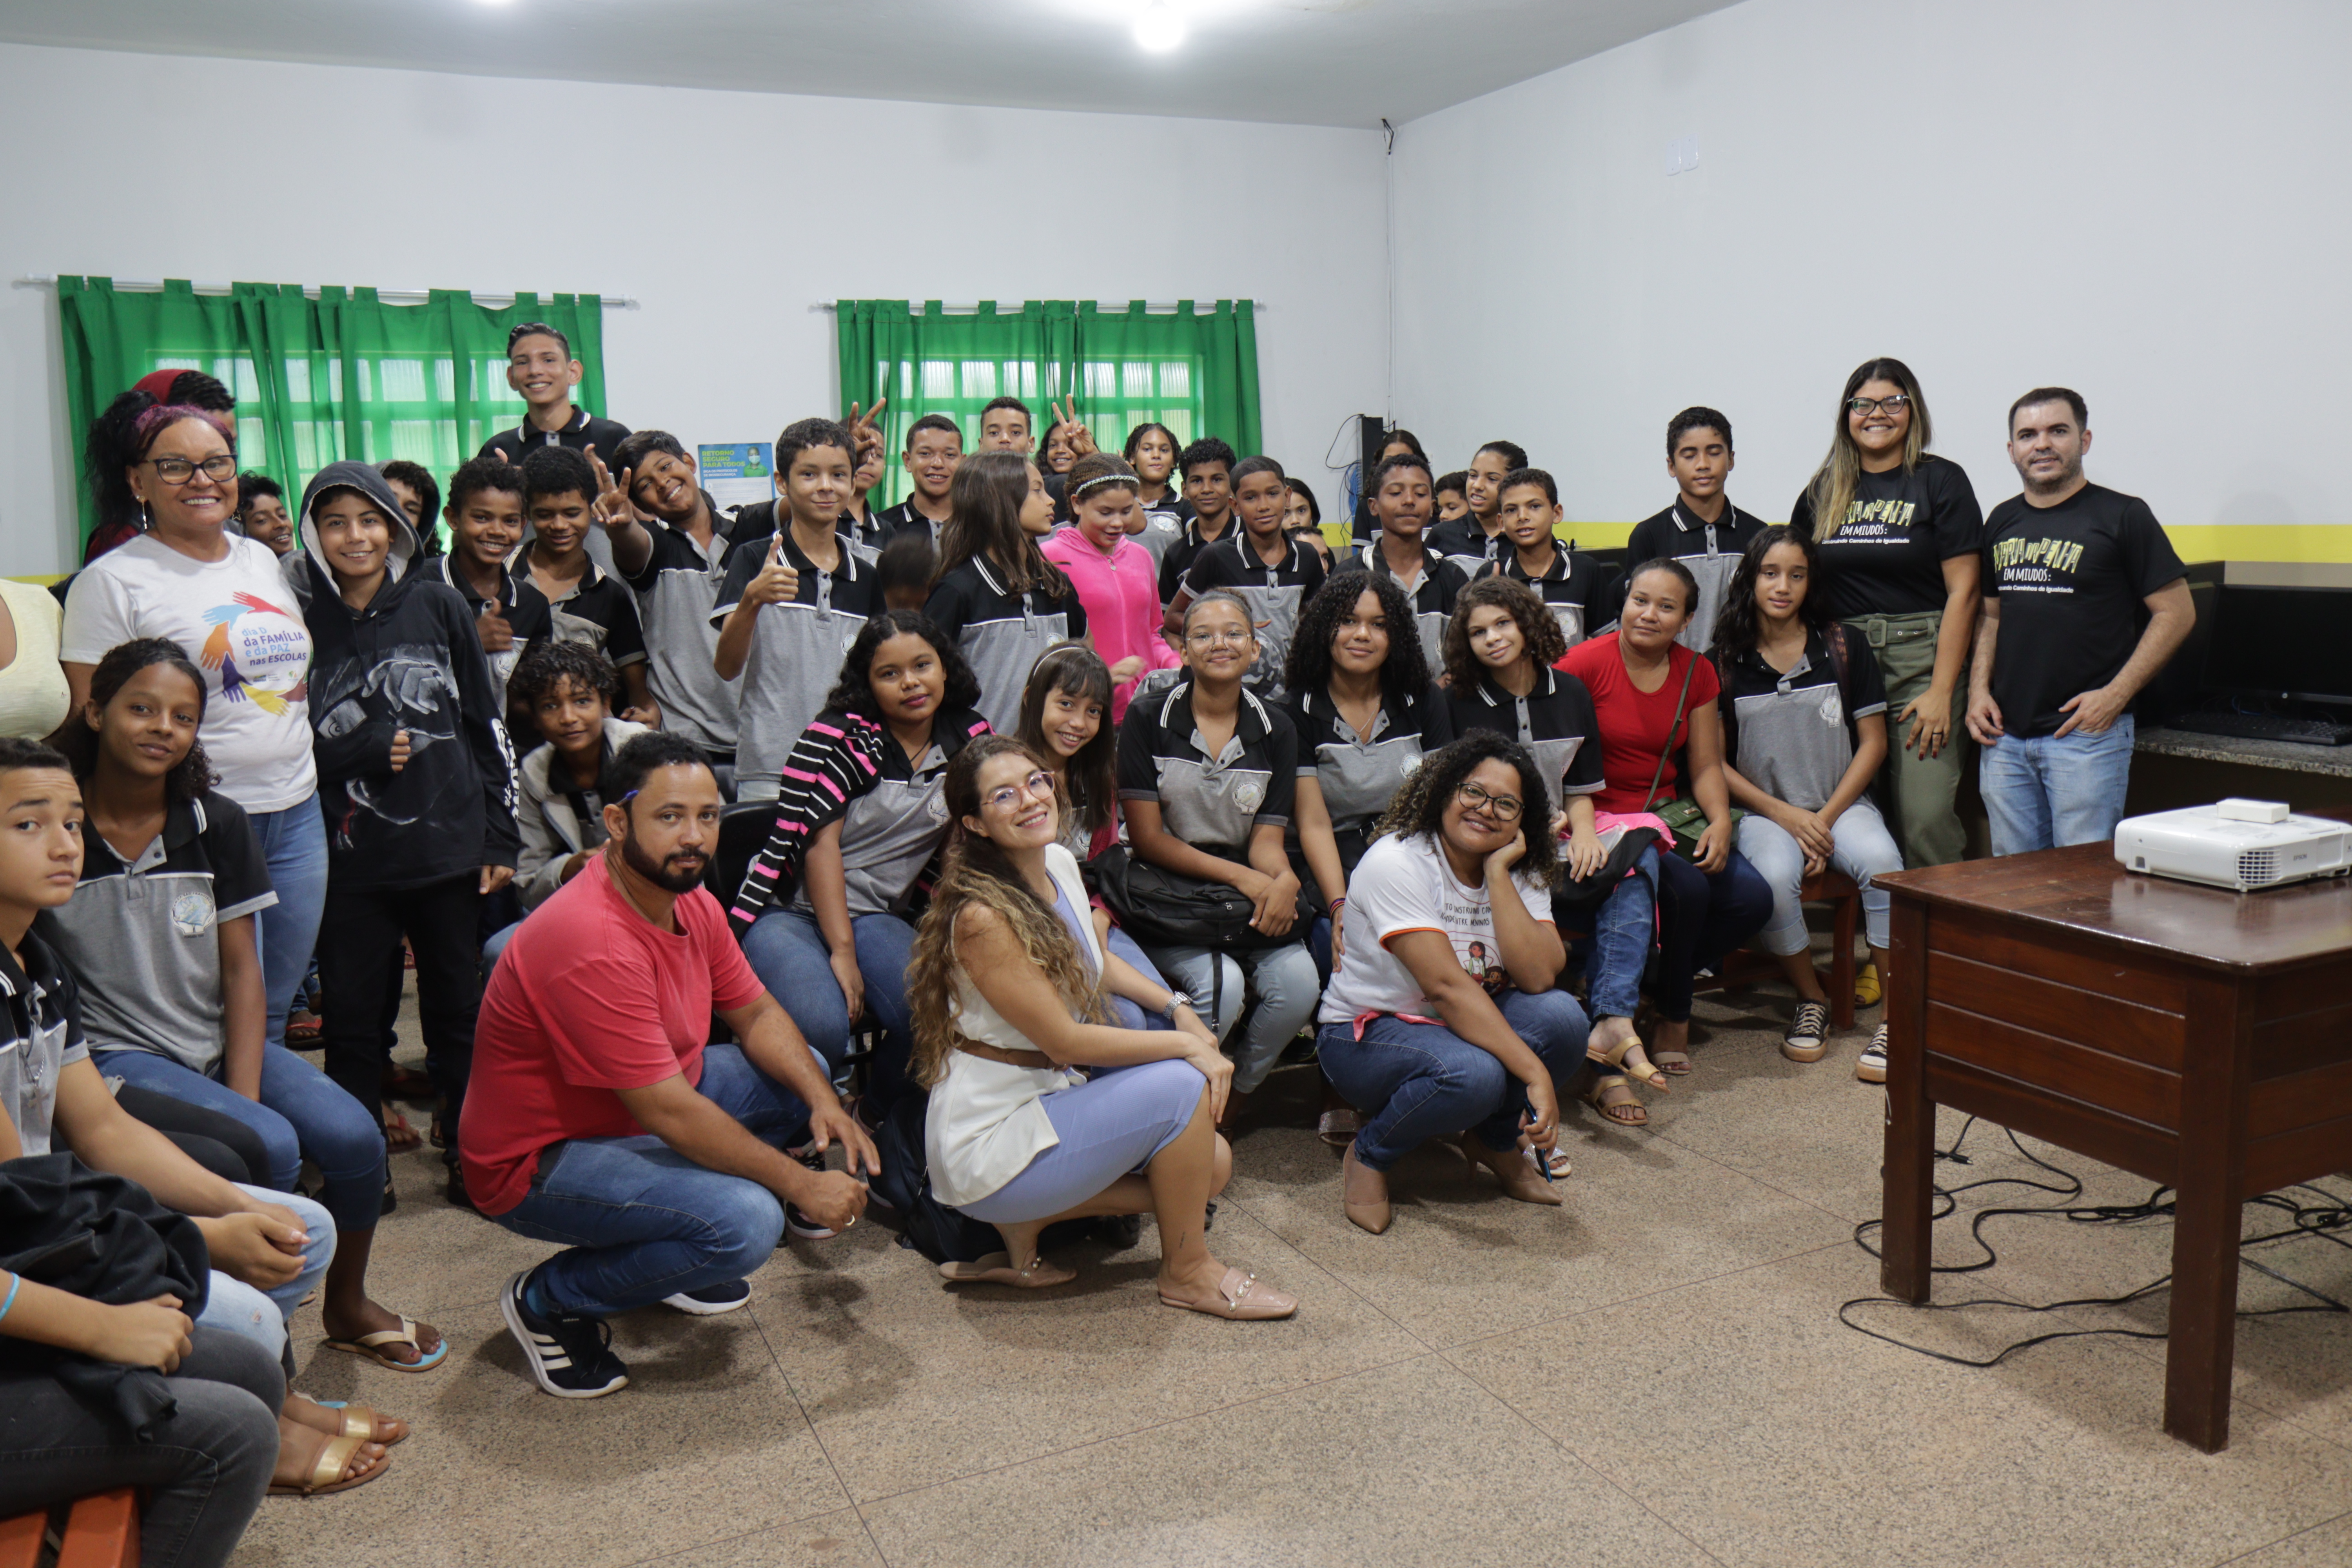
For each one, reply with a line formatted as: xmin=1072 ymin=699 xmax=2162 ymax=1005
xmin=1838 ymin=1116 xmax=2352 ymax=1368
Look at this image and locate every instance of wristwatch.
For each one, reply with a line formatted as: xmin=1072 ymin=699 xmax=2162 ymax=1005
xmin=1159 ymin=994 xmax=1186 ymax=1025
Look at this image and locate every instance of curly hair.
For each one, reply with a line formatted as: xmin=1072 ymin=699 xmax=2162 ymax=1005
xmin=907 ymin=735 xmax=1108 ymax=1089
xmin=1284 ymin=568 xmax=1428 ymax=702
xmin=511 ymin=639 xmax=621 ymax=715
xmin=1370 ymin=731 xmax=1559 ymax=889
xmin=48 ymin=638 xmax=219 ymax=804
xmin=1441 ymin=576 xmax=1566 ymax=693
xmin=819 ymin=610 xmax=981 ymax=721
xmin=1017 ymin=644 xmax=1116 ymax=841
xmin=1708 ymin=526 xmax=1823 ymax=669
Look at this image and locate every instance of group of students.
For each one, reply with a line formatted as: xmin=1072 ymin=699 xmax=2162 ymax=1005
xmin=0 ymin=334 xmax=2193 ymax=1563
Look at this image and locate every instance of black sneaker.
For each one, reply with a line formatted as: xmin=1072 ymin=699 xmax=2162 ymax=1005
xmin=661 ymin=1279 xmax=752 ymax=1315
xmin=784 ymin=1146 xmax=838 ymax=1240
xmin=501 ymin=1269 xmax=630 ymax=1398
xmin=1855 ymin=1023 xmax=1890 ymax=1084
xmin=1782 ymin=1000 xmax=1831 ymax=1063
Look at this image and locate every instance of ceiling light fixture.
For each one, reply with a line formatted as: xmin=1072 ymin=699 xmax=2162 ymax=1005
xmin=1133 ymin=0 xmax=1185 ymax=53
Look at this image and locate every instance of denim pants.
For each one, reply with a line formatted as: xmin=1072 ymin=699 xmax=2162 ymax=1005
xmin=196 ymin=1183 xmax=337 ymax=1359
xmin=1980 ymin=715 xmax=2136 ymax=858
xmin=1653 ymin=848 xmax=1775 ymax=1021
xmin=491 ymin=1043 xmax=811 ymax=1319
xmin=959 ymin=1058 xmax=1207 ymax=1224
xmin=95 ymin=1044 xmax=386 ymax=1236
xmin=1736 ymin=798 xmax=1902 ymax=955
xmin=1141 ymin=938 xmax=1320 ymax=1095
xmin=1561 ymin=845 xmax=1661 ymax=1021
xmin=0 ymin=1330 xmax=280 ymax=1568
xmin=742 ymin=906 xmax=918 ymax=1111
xmin=249 ymin=795 xmax=329 ymax=1051
xmin=1317 ymin=988 xmax=1592 ymax=1171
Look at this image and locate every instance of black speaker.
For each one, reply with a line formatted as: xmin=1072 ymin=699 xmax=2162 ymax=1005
xmin=1350 ymin=414 xmax=1387 ymax=541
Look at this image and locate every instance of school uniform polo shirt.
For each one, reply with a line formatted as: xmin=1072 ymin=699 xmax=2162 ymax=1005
xmin=838 ymin=507 xmax=890 ymax=560
xmin=1719 ymin=631 xmax=1889 ymax=813
xmin=35 ymin=793 xmax=277 ymax=1079
xmin=1179 ymin=535 xmax=1329 ymax=700
xmin=477 ymin=407 xmax=633 ymax=467
xmin=0 ymin=929 xmax=83 ymax=1156
xmin=1616 ymin=501 xmax=1770 ymax=652
xmin=877 ymin=499 xmax=949 ymax=554
xmin=790 ymin=705 xmax=989 ymax=918
xmin=711 ymin=528 xmax=883 ymax=798
xmin=619 ymin=504 xmax=742 ymax=755
xmin=924 ymin=558 xmax=1087 ymax=735
xmin=1117 ymin=680 xmax=1299 ymax=858
xmin=1428 ymin=515 xmax=1510 ymax=580
xmin=1484 ymin=545 xmax=1610 ymax=652
xmin=1158 ymin=517 xmax=1239 ymax=604
xmin=1446 ymin=666 xmax=1606 ymax=814
xmin=517 ymin=555 xmax=648 ymax=670
xmin=1288 ymin=682 xmax=1454 ymax=876
xmin=425 ymin=556 xmax=553 ymax=711
xmin=1363 ymin=541 xmax=1468 ymax=668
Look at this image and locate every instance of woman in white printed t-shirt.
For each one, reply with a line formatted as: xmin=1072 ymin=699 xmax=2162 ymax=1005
xmin=1315 ymin=731 xmax=1594 ymax=1235
xmin=62 ymin=405 xmax=324 ymax=1053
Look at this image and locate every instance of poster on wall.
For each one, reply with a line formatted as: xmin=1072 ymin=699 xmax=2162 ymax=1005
xmin=698 ymin=442 xmax=775 ymax=513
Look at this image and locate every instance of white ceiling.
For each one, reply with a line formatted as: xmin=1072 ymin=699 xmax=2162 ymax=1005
xmin=0 ymin=0 xmax=1742 ymax=129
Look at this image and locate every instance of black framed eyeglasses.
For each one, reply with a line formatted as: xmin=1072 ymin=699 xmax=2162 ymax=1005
xmin=1455 ymin=780 xmax=1523 ymax=822
xmin=1847 ymin=395 xmax=1912 ymax=416
xmin=145 ymin=455 xmax=238 ymax=484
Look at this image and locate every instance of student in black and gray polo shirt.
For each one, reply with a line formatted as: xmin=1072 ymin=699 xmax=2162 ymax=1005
xmin=1484 ymin=468 xmax=1608 ymax=653
xmin=599 ymin=430 xmax=745 ymax=778
xmin=1619 ymin=407 xmax=1769 ymax=652
xmin=875 ymin=414 xmax=963 ymax=552
xmin=713 ymin=417 xmax=884 ymax=800
xmin=476 ymin=321 xmax=630 ymax=466
xmin=1356 ymin=452 xmax=1466 ymax=669
xmin=1118 ymin=590 xmax=1319 ymax=1127
xmin=1165 ymin=456 xmax=1327 ymax=702
xmin=517 ymin=446 xmax=655 ymax=722
xmin=924 ymin=452 xmax=1086 ymax=733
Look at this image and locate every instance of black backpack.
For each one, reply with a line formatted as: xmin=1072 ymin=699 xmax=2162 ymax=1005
xmin=873 ymin=1080 xmax=1143 ymax=1265
xmin=1085 ymin=844 xmax=1317 ymax=952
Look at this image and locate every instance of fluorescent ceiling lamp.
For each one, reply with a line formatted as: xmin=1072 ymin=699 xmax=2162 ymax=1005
xmin=1134 ymin=0 xmax=1185 ymax=51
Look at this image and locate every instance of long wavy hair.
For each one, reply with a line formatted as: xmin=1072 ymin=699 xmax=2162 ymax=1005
xmin=1708 ymin=526 xmax=1825 ymax=669
xmin=938 ymin=450 xmax=1068 ymax=597
xmin=1284 ymin=568 xmax=1428 ymax=704
xmin=1016 ymin=644 xmax=1116 ymax=841
xmin=49 ymin=637 xmax=220 ymax=804
xmin=1803 ymin=356 xmax=1934 ymax=542
xmin=908 ymin=735 xmax=1109 ymax=1089
xmin=1370 ymin=731 xmax=1560 ymax=889
xmin=1440 ymin=576 xmax=1566 ymax=693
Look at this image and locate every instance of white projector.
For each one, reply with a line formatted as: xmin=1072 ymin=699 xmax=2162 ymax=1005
xmin=2114 ymin=800 xmax=2352 ymax=891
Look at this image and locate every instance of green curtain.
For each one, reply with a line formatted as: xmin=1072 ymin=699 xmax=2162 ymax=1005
xmin=835 ymin=299 xmax=1259 ymax=507
xmin=55 ymin=276 xmax=606 ymax=546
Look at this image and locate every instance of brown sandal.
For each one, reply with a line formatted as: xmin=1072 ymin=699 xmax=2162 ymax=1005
xmin=268 ymin=1417 xmax=389 ymax=1497
xmin=1582 ymin=1073 xmax=1649 ymax=1128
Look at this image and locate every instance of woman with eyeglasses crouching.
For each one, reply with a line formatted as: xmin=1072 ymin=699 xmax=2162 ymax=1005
xmin=909 ymin=735 xmax=1296 ymax=1318
xmin=1314 ymin=732 xmax=1591 ymax=1235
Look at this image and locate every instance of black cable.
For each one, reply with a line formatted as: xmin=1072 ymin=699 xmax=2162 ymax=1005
xmin=1840 ymin=1121 xmax=2352 ymax=1368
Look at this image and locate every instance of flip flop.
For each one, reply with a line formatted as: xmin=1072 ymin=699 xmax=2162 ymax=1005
xmin=321 ymin=1317 xmax=448 ymax=1373
xmin=937 ymin=1252 xmax=1076 ymax=1289
xmin=382 ymin=1106 xmax=422 ymax=1152
xmin=1158 ymin=1266 xmax=1298 ymax=1320
xmin=268 ymin=1420 xmax=389 ymax=1497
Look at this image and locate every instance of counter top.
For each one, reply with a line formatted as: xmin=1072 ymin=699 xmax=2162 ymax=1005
xmin=2135 ymin=725 xmax=2352 ymax=778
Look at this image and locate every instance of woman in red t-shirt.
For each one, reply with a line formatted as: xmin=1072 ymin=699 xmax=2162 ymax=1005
xmin=1559 ymin=558 xmax=1771 ymax=1075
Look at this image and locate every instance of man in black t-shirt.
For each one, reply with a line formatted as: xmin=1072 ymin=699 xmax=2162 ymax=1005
xmin=1965 ymin=388 xmax=2193 ymax=856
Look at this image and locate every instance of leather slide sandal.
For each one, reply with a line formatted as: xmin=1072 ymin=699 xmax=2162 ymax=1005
xmin=269 ymin=1421 xmax=388 ymax=1498
xmin=938 ymin=1252 xmax=1076 ymax=1289
xmin=1581 ymin=1073 xmax=1649 ymax=1128
xmin=1159 ymin=1266 xmax=1297 ymax=1320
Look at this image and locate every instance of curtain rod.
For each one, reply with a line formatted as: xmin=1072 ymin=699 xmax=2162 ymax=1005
xmin=12 ymin=276 xmax=639 ymax=309
xmin=809 ymin=299 xmax=1264 ymax=313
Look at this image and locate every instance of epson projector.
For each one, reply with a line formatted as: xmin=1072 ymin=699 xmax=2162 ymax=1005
xmin=2114 ymin=799 xmax=2352 ymax=891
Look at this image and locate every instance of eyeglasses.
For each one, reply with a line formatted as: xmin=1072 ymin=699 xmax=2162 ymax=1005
xmin=1847 ymin=395 xmax=1912 ymax=416
xmin=983 ymin=770 xmax=1056 ymax=813
xmin=1185 ymin=627 xmax=1253 ymax=647
xmin=145 ymin=455 xmax=238 ymax=485
xmin=1455 ymin=780 xmax=1523 ymax=822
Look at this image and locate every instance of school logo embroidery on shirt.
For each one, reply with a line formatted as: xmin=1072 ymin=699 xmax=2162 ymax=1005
xmin=1819 ymin=690 xmax=1844 ymax=726
xmin=926 ymin=793 xmax=950 ymax=823
xmin=1234 ymin=780 xmax=1265 ymax=814
xmin=171 ymin=890 xmax=215 ymax=936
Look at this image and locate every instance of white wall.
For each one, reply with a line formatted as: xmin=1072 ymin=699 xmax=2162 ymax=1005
xmin=1388 ymin=0 xmax=2352 ymax=559
xmin=0 ymin=43 xmax=1387 ymax=575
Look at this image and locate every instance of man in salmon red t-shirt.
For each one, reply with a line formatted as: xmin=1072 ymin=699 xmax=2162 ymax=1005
xmin=462 ymin=731 xmax=877 ymax=1399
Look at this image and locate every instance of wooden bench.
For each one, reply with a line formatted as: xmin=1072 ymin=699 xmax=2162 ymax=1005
xmin=1703 ymin=868 xmax=1861 ymax=1031
xmin=0 ymin=1488 xmax=139 ymax=1568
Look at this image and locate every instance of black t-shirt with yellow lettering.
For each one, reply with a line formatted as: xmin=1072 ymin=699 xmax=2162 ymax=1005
xmin=1982 ymin=482 xmax=2186 ymax=738
xmin=1791 ymin=454 xmax=1982 ymax=620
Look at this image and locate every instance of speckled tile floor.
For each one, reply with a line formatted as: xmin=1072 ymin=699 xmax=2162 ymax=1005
xmin=232 ymin=973 xmax=2352 ymax=1568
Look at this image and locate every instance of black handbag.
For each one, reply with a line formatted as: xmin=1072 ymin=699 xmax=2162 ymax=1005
xmin=1084 ymin=844 xmax=1316 ymax=953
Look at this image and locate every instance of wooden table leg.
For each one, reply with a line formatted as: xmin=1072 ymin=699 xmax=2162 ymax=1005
xmin=1880 ymin=900 xmax=1934 ymax=1302
xmin=2165 ymin=977 xmax=2253 ymax=1452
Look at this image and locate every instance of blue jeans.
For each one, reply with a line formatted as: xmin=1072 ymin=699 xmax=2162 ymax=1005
xmin=1142 ymin=939 xmax=1320 ymax=1095
xmin=1737 ymin=798 xmax=1903 ymax=955
xmin=1561 ymin=844 xmax=1661 ymax=1021
xmin=1317 ymin=988 xmax=1592 ymax=1171
xmin=196 ymin=1185 xmax=336 ymax=1359
xmin=490 ymin=1044 xmax=810 ymax=1319
xmin=1653 ymin=847 xmax=1774 ymax=1021
xmin=96 ymin=1045 xmax=385 ymax=1237
xmin=249 ymin=796 xmax=329 ymax=1053
xmin=741 ymin=907 xmax=918 ymax=1112
xmin=1980 ymin=715 xmax=2136 ymax=858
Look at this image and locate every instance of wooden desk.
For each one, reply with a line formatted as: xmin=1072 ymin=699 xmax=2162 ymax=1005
xmin=1878 ymin=844 xmax=2352 ymax=1451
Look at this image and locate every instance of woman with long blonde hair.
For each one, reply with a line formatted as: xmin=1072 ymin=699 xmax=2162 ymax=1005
xmin=1790 ymin=356 xmax=1981 ymax=876
xmin=910 ymin=735 xmax=1297 ymax=1318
